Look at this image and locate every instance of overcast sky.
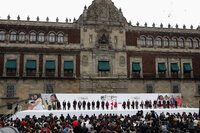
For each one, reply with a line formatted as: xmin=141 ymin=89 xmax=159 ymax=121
xmin=0 ymin=0 xmax=200 ymax=28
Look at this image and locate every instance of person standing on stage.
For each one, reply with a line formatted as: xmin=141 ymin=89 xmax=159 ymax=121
xmin=170 ymin=96 xmax=175 ymax=108
xmin=114 ymin=101 xmax=117 ymax=109
xmin=141 ymin=100 xmax=144 ymax=109
xmin=73 ymin=99 xmax=77 ymax=110
xmin=78 ymin=101 xmax=82 ymax=110
xmin=57 ymin=100 xmax=61 ymax=110
xmin=153 ymin=100 xmax=157 ymax=109
xmin=87 ymin=101 xmax=91 ymax=110
xmin=92 ymin=100 xmax=95 ymax=110
xmin=145 ymin=100 xmax=148 ymax=109
xmin=131 ymin=100 xmax=134 ymax=109
xmin=136 ymin=100 xmax=139 ymax=109
xmin=62 ymin=100 xmax=66 ymax=110
xmin=67 ymin=101 xmax=71 ymax=110
xmin=83 ymin=100 xmax=86 ymax=110
xmin=96 ymin=100 xmax=100 ymax=110
xmin=163 ymin=99 xmax=166 ymax=109
xmin=167 ymin=99 xmax=170 ymax=108
xmin=122 ymin=101 xmax=126 ymax=110
xmin=101 ymin=100 xmax=105 ymax=110
xmin=106 ymin=101 xmax=109 ymax=110
xmin=127 ymin=99 xmax=130 ymax=109
xmin=175 ymin=99 xmax=178 ymax=108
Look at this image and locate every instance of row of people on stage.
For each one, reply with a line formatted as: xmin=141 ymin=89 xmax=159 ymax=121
xmin=122 ymin=99 xmax=181 ymax=110
xmin=46 ymin=99 xmax=181 ymax=111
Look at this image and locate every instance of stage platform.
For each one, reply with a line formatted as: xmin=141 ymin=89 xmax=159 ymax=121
xmin=12 ymin=108 xmax=199 ymax=120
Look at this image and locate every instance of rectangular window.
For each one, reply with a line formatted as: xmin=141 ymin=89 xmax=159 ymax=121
xmin=45 ymin=84 xmax=54 ymax=93
xmin=171 ymin=63 xmax=179 ymax=72
xmin=183 ymin=63 xmax=192 ymax=73
xmin=158 ymin=63 xmax=167 ymax=73
xmin=45 ymin=60 xmax=55 ymax=72
xmin=26 ymin=60 xmax=36 ymax=72
xmin=132 ymin=62 xmax=141 ymax=72
xmin=6 ymin=60 xmax=17 ymax=73
xmin=64 ymin=61 xmax=73 ymax=73
xmin=6 ymin=84 xmax=15 ymax=98
xmin=172 ymin=85 xmax=180 ymax=93
xmin=146 ymin=84 xmax=154 ymax=93
xmin=98 ymin=61 xmax=110 ymax=71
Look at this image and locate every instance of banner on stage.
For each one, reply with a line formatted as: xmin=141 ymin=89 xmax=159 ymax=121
xmin=27 ymin=93 xmax=182 ymax=110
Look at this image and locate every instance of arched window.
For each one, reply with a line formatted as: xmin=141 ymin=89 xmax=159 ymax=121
xmin=49 ymin=33 xmax=55 ymax=43
xmin=30 ymin=32 xmax=36 ymax=42
xmin=38 ymin=33 xmax=45 ymax=42
xmin=10 ymin=31 xmax=17 ymax=41
xmin=147 ymin=37 xmax=153 ymax=47
xmin=194 ymin=39 xmax=199 ymax=48
xmin=187 ymin=39 xmax=193 ymax=48
xmin=163 ymin=37 xmax=169 ymax=47
xmin=178 ymin=38 xmax=184 ymax=48
xmin=19 ymin=32 xmax=25 ymax=42
xmin=58 ymin=33 xmax=64 ymax=43
xmin=156 ymin=37 xmax=162 ymax=47
xmin=0 ymin=31 xmax=5 ymax=41
xmin=140 ymin=36 xmax=146 ymax=47
xmin=172 ymin=38 xmax=178 ymax=47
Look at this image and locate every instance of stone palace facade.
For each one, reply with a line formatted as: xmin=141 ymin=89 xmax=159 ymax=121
xmin=0 ymin=0 xmax=200 ymax=113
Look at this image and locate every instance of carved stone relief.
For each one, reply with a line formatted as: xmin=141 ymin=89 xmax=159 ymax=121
xmin=119 ymin=56 xmax=125 ymax=67
xmin=82 ymin=55 xmax=88 ymax=66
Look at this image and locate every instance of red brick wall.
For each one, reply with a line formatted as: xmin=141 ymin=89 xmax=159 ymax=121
xmin=192 ymin=55 xmax=200 ymax=78
xmin=39 ymin=54 xmax=43 ymax=77
xmin=67 ymin=29 xmax=80 ymax=44
xmin=142 ymin=54 xmax=156 ymax=78
xmin=126 ymin=31 xmax=138 ymax=46
xmin=0 ymin=53 xmax=4 ymax=76
xmin=19 ymin=54 xmax=24 ymax=77
xmin=76 ymin=54 xmax=80 ymax=78
xmin=58 ymin=54 xmax=61 ymax=77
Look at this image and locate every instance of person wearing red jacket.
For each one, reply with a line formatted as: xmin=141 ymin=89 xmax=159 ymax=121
xmin=106 ymin=101 xmax=109 ymax=110
xmin=41 ymin=124 xmax=50 ymax=133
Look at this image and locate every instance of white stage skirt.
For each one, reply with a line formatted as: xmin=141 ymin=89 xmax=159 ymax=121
xmin=12 ymin=108 xmax=199 ymax=120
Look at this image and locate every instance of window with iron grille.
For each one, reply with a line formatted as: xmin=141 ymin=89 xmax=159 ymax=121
xmin=6 ymin=84 xmax=15 ymax=98
xmin=172 ymin=85 xmax=180 ymax=93
xmin=45 ymin=84 xmax=54 ymax=93
xmin=146 ymin=84 xmax=154 ymax=93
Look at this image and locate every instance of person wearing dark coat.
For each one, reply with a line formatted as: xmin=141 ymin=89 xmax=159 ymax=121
xmin=136 ymin=100 xmax=139 ymax=109
xmin=101 ymin=101 xmax=105 ymax=110
xmin=83 ymin=100 xmax=86 ymax=110
xmin=73 ymin=100 xmax=77 ymax=110
xmin=81 ymin=123 xmax=88 ymax=133
xmin=67 ymin=101 xmax=71 ymax=110
xmin=92 ymin=100 xmax=95 ymax=110
xmin=131 ymin=100 xmax=134 ymax=109
xmin=127 ymin=99 xmax=130 ymax=109
xmin=163 ymin=100 xmax=166 ymax=109
xmin=175 ymin=100 xmax=178 ymax=108
xmin=78 ymin=101 xmax=82 ymax=110
xmin=122 ymin=101 xmax=126 ymax=109
xmin=87 ymin=101 xmax=91 ymax=110
xmin=62 ymin=100 xmax=66 ymax=110
xmin=96 ymin=100 xmax=100 ymax=110
xmin=153 ymin=100 xmax=157 ymax=109
xmin=57 ymin=101 xmax=61 ymax=110
xmin=167 ymin=100 xmax=170 ymax=108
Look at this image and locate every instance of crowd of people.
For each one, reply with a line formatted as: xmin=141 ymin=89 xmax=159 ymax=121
xmin=0 ymin=111 xmax=200 ymax=133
